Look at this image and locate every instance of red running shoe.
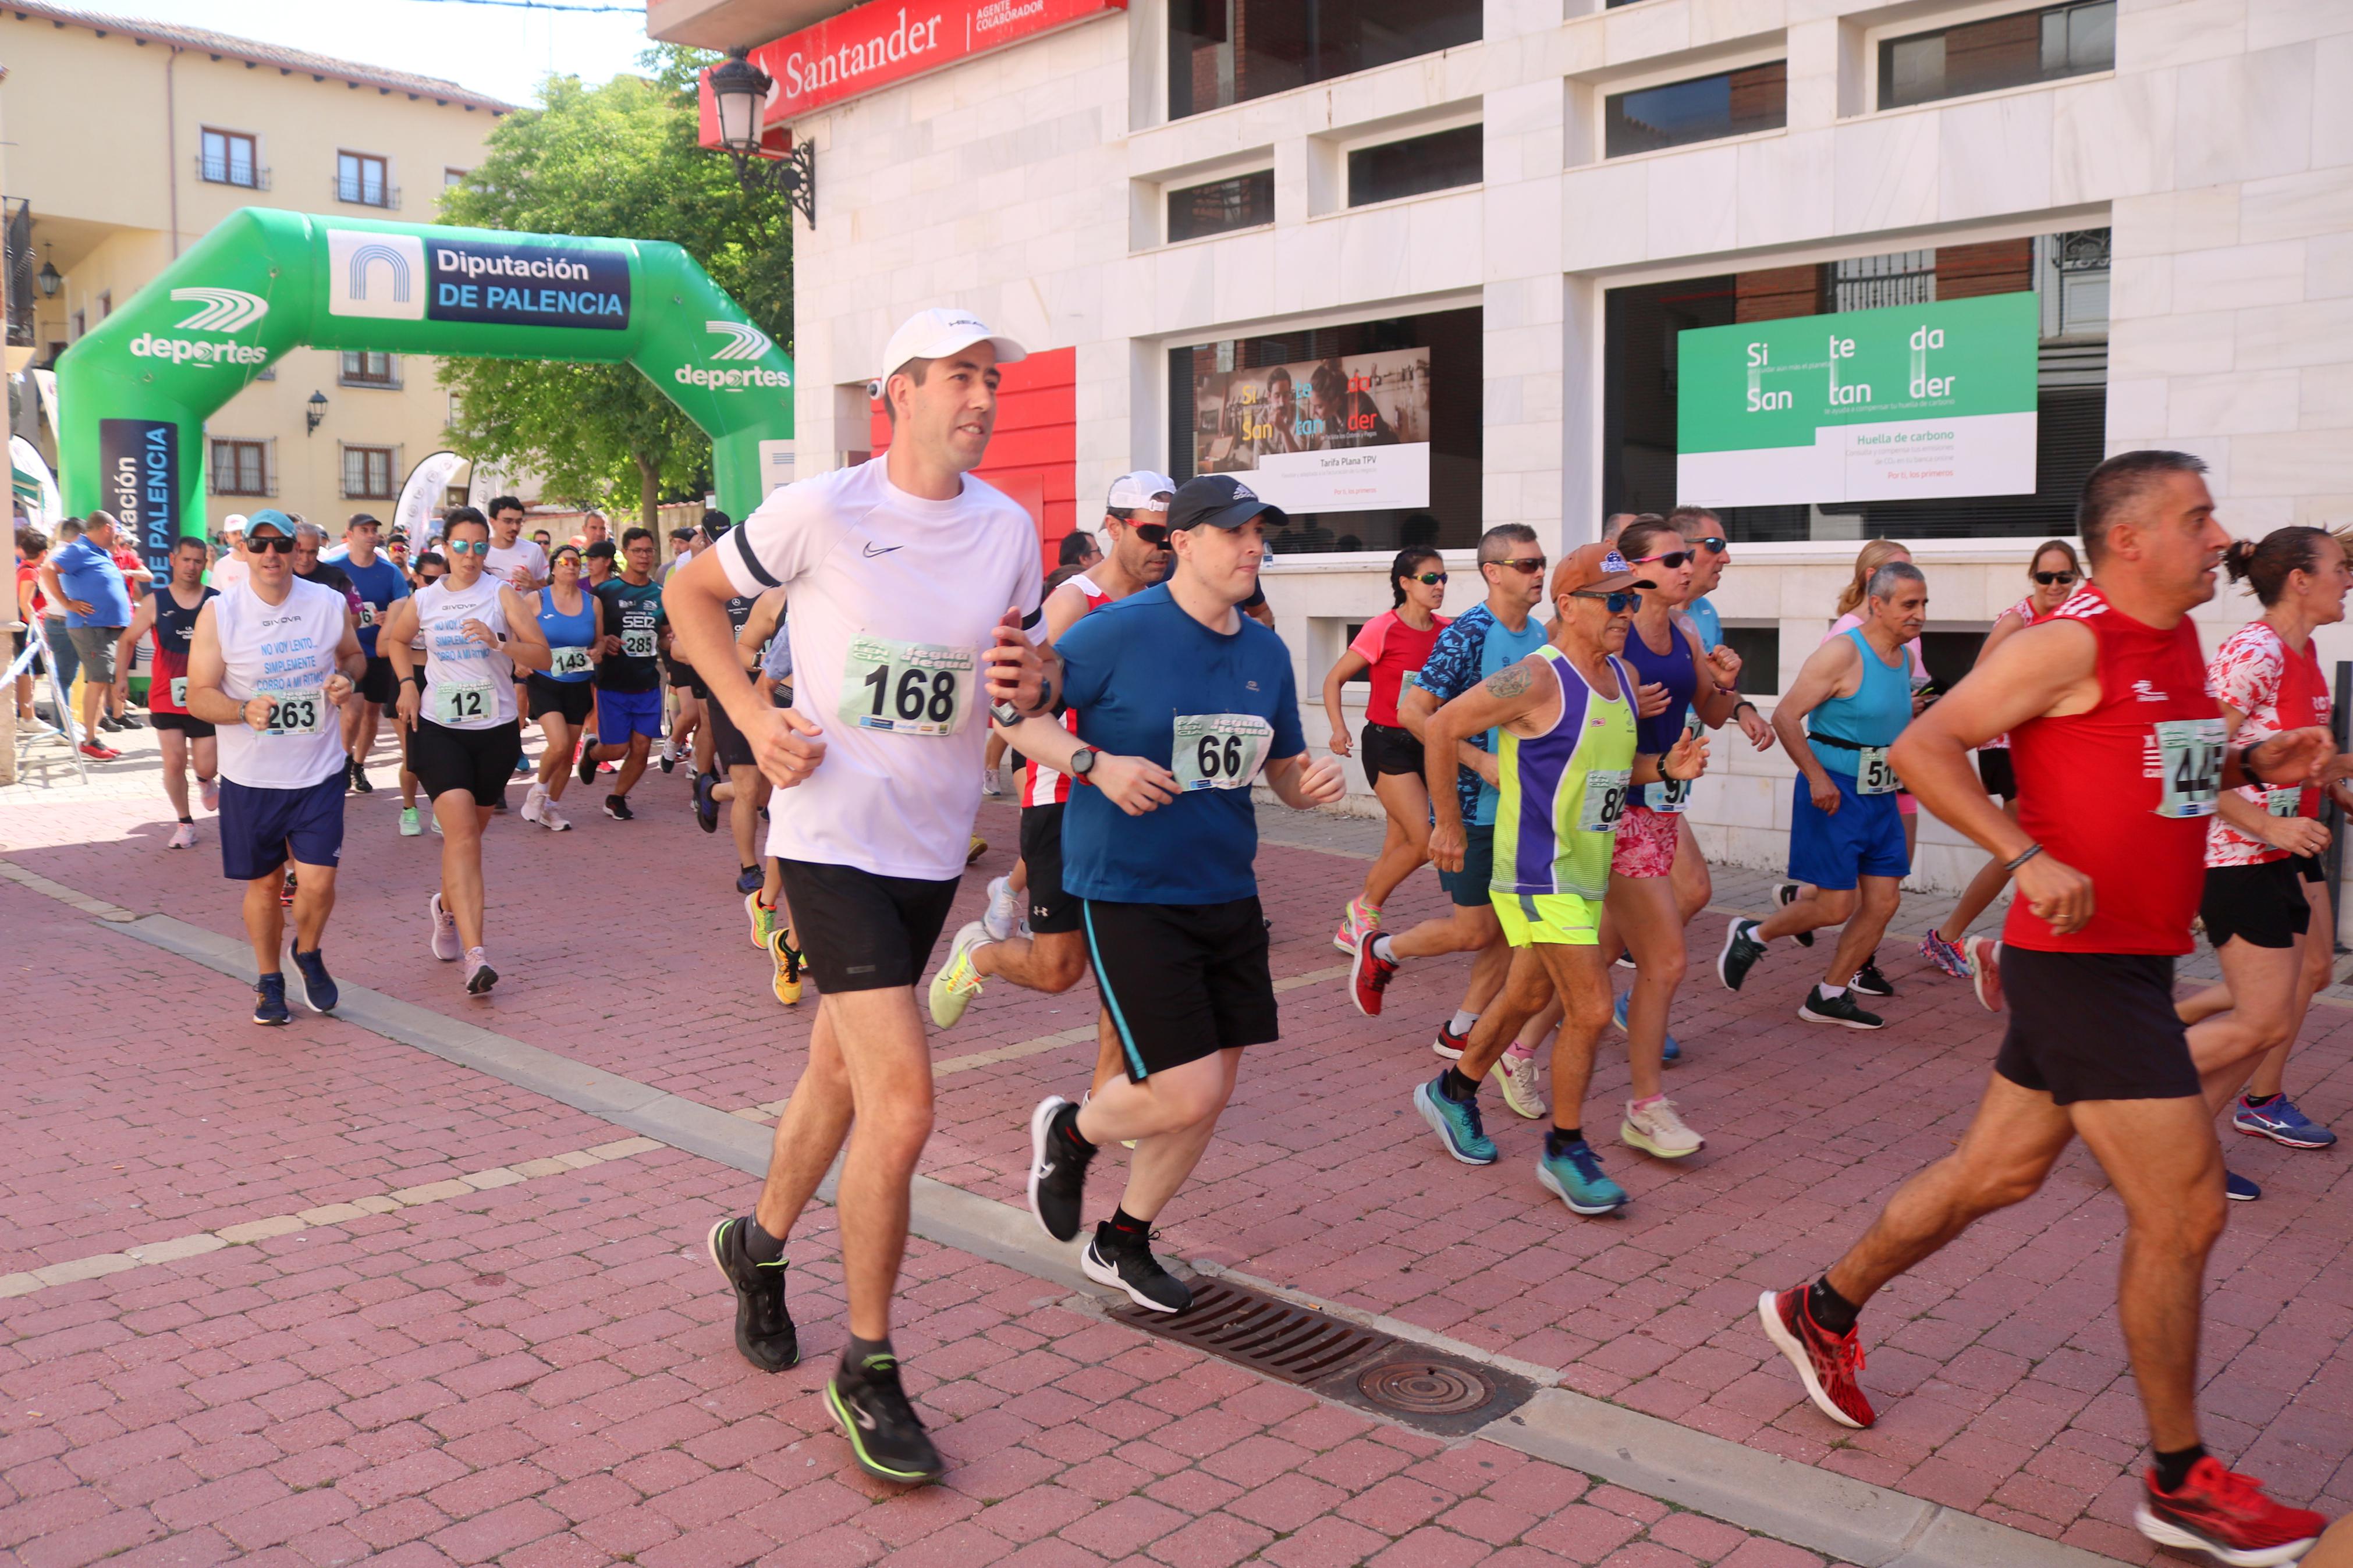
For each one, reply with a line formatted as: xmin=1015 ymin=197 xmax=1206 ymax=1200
xmin=1349 ymin=931 xmax=1397 ymax=1018
xmin=1432 ymin=1021 xmax=1470 ymax=1060
xmin=2136 ymin=1457 xmax=2323 ymax=1567
xmin=1758 ymin=1285 xmax=1874 ymax=1429
xmin=77 ymin=741 xmax=121 ymax=761
xmin=1965 ymin=937 xmax=2003 ymax=1014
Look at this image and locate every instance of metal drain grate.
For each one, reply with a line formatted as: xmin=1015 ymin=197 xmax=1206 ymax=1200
xmin=1107 ymin=1275 xmax=1534 ymax=1435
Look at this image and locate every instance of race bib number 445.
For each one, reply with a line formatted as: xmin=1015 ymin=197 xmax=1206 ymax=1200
xmin=840 ymin=637 xmax=974 ymax=737
xmin=1174 ymin=713 xmax=1275 ymax=791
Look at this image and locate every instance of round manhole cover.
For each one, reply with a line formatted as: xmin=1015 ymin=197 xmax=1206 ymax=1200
xmin=1356 ymin=1359 xmax=1493 ymax=1415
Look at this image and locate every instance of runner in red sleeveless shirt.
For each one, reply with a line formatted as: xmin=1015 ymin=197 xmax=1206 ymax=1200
xmin=1920 ymin=539 xmax=2082 ymax=1001
xmin=1756 ymin=452 xmax=2333 ymax=1567
xmin=927 ymin=473 xmax=1176 ymax=1099
xmin=113 ymin=536 xmax=221 ymax=849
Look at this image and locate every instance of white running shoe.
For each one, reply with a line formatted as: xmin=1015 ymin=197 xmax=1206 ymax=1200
xmin=539 ymin=799 xmax=572 ymax=831
xmin=1496 ymin=1048 xmax=1548 ymax=1120
xmin=428 ymin=892 xmax=462 ymax=962
xmin=982 ymin=874 xmax=1023 ymax=943
xmin=520 ymin=783 xmax=548 ymax=827
xmin=167 ymin=821 xmax=197 ymax=851
xmin=430 ymin=809 xmax=443 ymax=837
xmin=1621 ymin=1096 xmax=1705 ymax=1159
xmin=464 ymin=947 xmax=498 ymax=995
xmin=198 ymin=776 xmax=221 ymax=812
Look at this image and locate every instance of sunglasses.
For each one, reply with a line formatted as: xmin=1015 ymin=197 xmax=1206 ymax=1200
xmin=1132 ymin=523 xmax=1171 ymax=546
xmin=1405 ymin=571 xmax=1448 ymax=586
xmin=247 ymin=535 xmax=297 ymax=554
xmin=1573 ymin=588 xmax=1642 ymax=614
xmin=1630 ymin=550 xmax=1692 ymax=570
xmin=1688 ymin=536 xmax=1728 ymax=553
xmin=1487 ymin=557 xmax=1548 ymax=575
xmin=2033 ymin=570 xmax=2078 ymax=586
xmin=445 ymin=538 xmax=491 ymax=556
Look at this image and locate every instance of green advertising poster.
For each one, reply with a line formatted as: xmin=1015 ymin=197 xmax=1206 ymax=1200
xmin=1676 ymin=291 xmax=2039 ymax=507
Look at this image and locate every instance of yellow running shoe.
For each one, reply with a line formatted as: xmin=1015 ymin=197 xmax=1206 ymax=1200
xmin=769 ymin=928 xmax=804 ymax=1005
xmin=927 ymin=920 xmax=991 ymax=1028
xmin=746 ymin=890 xmax=776 ymax=951
xmin=967 ymin=834 xmax=988 ymax=867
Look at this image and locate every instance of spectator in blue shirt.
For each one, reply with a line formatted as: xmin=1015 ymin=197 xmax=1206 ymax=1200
xmin=40 ymin=510 xmax=134 ymax=756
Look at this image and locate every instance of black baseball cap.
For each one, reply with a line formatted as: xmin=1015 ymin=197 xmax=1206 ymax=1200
xmin=700 ymin=510 xmax=734 ymax=543
xmin=1167 ymin=474 xmax=1286 ymax=534
xmin=584 ymin=540 xmax=617 ymax=559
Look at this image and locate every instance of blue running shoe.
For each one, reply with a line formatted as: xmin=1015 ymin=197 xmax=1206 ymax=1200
xmin=1414 ymin=1077 xmax=1497 ymax=1165
xmin=2226 ymin=1169 xmax=2261 ymax=1203
xmin=253 ymin=973 xmax=291 ymax=1026
xmin=2233 ymin=1095 xmax=2338 ymax=1149
xmin=734 ymin=863 xmax=764 ymax=896
xmin=1610 ymin=989 xmax=1680 ymax=1063
xmin=289 ymin=947 xmax=338 ymax=1014
xmin=1537 ymin=1137 xmax=1628 ymax=1216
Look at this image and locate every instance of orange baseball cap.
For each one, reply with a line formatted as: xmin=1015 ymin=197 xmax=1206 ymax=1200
xmin=1549 ymin=542 xmax=1655 ymax=600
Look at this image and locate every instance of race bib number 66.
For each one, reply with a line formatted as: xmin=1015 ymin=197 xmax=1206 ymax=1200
xmin=1173 ymin=713 xmax=1274 ymax=791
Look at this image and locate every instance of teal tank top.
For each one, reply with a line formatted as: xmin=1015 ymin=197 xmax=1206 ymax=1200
xmin=1808 ymin=627 xmax=1911 ymax=776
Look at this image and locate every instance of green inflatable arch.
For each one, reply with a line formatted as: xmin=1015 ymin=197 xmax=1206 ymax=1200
xmin=55 ymin=207 xmax=794 ymax=574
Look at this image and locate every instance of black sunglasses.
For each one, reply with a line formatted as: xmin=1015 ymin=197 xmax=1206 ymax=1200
xmin=1405 ymin=571 xmax=1448 ymax=586
xmin=2033 ymin=570 xmax=2078 ymax=586
xmin=247 ymin=535 xmax=297 ymax=554
xmin=1487 ymin=557 xmax=1548 ymax=575
xmin=1630 ymin=550 xmax=1692 ymax=570
xmin=1688 ymin=536 xmax=1728 ymax=553
xmin=1133 ymin=522 xmax=1171 ymax=546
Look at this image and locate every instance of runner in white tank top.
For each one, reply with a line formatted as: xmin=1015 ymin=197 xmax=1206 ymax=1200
xmin=381 ymin=507 xmax=551 ymax=998
xmin=183 ymin=509 xmax=365 ymax=1026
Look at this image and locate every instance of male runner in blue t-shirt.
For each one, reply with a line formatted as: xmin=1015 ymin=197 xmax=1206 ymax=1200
xmin=1007 ymin=474 xmax=1346 ymax=1313
xmin=334 ymin=514 xmax=411 ymax=795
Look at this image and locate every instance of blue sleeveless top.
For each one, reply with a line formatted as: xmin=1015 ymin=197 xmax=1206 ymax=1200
xmin=536 ymin=586 xmax=597 ymax=683
xmin=1621 ymin=614 xmax=1697 ymax=754
xmin=1808 ymin=627 xmax=1911 ymax=775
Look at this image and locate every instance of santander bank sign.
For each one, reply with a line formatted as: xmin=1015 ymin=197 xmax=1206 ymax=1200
xmin=714 ymin=0 xmax=1124 ymax=128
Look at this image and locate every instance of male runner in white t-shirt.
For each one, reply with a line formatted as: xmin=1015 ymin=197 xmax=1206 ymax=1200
xmin=665 ymin=307 xmax=1058 ymax=1487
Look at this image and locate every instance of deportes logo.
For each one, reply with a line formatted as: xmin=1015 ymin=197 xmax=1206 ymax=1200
xmin=171 ymin=287 xmax=269 ymax=333
xmin=705 ymin=320 xmax=771 ymax=360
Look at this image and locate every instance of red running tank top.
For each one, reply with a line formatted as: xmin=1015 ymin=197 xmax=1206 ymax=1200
xmin=2004 ymin=586 xmax=2221 ymax=957
xmin=1023 ymin=574 xmax=1115 ymax=808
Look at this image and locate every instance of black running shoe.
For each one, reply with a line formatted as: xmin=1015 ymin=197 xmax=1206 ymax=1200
xmin=705 ymin=1216 xmax=798 ymax=1371
xmin=1797 ymin=987 xmax=1885 ymax=1030
xmin=1850 ymin=958 xmax=1894 ymax=997
xmin=578 ymin=750 xmax=598 ymax=787
xmin=252 ymin=973 xmax=291 ymax=1026
xmin=694 ymin=770 xmax=720 ymax=834
xmin=604 ymin=793 xmax=633 ymax=821
xmin=826 ymin=1354 xmax=944 ymax=1485
xmin=1083 ymin=1224 xmax=1191 ymax=1314
xmin=350 ymin=758 xmax=374 ymax=794
xmin=1717 ymin=918 xmax=1767 ymax=991
xmin=1770 ymin=881 xmax=1814 ymax=947
xmin=1027 ymin=1096 xmax=1092 ymax=1243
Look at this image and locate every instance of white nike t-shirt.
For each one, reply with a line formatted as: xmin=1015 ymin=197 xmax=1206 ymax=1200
xmin=719 ymin=457 xmax=1044 ymax=881
xmin=484 ymin=538 xmax=549 ymax=591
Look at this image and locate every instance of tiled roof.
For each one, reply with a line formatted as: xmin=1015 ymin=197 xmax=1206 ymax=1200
xmin=3 ymin=1 xmax=516 ymax=111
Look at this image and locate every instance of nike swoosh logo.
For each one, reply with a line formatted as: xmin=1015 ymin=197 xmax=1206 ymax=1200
xmin=863 ymin=542 xmax=904 ymax=557
xmin=852 ymin=1405 xmax=877 ymax=1430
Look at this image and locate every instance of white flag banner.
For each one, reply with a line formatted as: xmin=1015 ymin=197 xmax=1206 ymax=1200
xmin=11 ymin=436 xmax=60 ymax=533
xmin=29 ymin=369 xmax=59 ymax=441
xmin=395 ymin=450 xmax=467 ymax=543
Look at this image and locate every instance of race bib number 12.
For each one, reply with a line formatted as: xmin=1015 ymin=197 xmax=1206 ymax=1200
xmin=1173 ymin=713 xmax=1274 ymax=791
xmin=840 ymin=637 xmax=974 ymax=737
xmin=2154 ymin=718 xmax=2226 ymax=819
xmin=434 ymin=680 xmax=492 ymax=726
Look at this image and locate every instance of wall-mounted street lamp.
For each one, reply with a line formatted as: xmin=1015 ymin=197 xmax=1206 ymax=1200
xmin=708 ymin=48 xmax=815 ymax=229
xmin=36 ymin=246 xmax=59 ymax=298
xmin=306 ymin=389 xmax=328 ymax=435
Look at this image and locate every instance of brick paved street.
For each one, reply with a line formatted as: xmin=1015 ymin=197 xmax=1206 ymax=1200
xmin=9 ymin=730 xmax=2353 ymax=1565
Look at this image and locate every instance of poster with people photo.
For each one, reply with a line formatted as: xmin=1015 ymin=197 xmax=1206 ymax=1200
xmin=1190 ymin=347 xmax=1432 ymax=514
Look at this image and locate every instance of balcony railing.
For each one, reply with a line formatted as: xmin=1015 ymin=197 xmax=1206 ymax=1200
xmin=332 ymin=176 xmax=399 ymax=210
xmin=3 ymin=198 xmax=32 ymax=349
xmin=197 ymin=155 xmax=271 ymax=190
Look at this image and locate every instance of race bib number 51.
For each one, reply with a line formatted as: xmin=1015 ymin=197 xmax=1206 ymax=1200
xmin=1174 ymin=713 xmax=1274 ymax=791
xmin=2155 ymin=718 xmax=2226 ymax=819
xmin=264 ymin=689 xmax=326 ymax=737
xmin=1857 ymin=746 xmax=1900 ymax=795
xmin=840 ymin=637 xmax=973 ymax=737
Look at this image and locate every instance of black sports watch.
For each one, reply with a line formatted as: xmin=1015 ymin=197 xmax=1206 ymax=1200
xmin=1069 ymin=746 xmax=1098 ymax=781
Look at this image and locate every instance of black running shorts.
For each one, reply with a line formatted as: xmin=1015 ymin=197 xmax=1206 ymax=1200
xmin=708 ymin=696 xmax=755 ymax=771
xmin=150 ymin=711 xmax=216 ymax=738
xmin=2200 ymin=858 xmax=2312 ymax=950
xmin=1359 ymin=720 xmax=1426 ymax=780
xmin=357 ymin=655 xmax=398 ymax=707
xmin=1976 ymin=746 xmax=2017 ymax=802
xmin=1018 ymin=802 xmax=1081 ymax=935
xmin=777 ymin=858 xmax=959 ymax=994
xmin=1993 ymin=947 xmax=2202 ymax=1105
xmin=1083 ymin=895 xmax=1278 ymax=1080
xmin=525 ymin=674 xmax=594 ymax=726
xmin=409 ymin=718 xmax=523 ymax=807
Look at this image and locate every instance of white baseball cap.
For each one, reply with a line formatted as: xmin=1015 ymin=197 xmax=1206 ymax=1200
xmin=879 ymin=308 xmax=1028 ymax=383
xmin=1106 ymin=470 xmax=1176 ymax=512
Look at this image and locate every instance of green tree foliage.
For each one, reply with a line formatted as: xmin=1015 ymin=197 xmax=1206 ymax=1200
xmin=437 ymin=47 xmax=792 ymax=524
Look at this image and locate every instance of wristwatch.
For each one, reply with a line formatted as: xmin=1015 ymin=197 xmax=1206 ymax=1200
xmin=1069 ymin=746 xmax=1098 ymax=781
